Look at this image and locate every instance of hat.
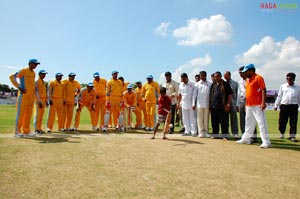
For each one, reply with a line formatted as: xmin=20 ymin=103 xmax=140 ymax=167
xmin=38 ymin=70 xmax=48 ymax=75
xmin=88 ymin=82 xmax=94 ymax=87
xmin=93 ymin=72 xmax=100 ymax=77
xmin=127 ymin=84 xmax=133 ymax=89
xmin=111 ymin=70 xmax=119 ymax=75
xmin=146 ymin=74 xmax=153 ymax=79
xmin=135 ymin=80 xmax=142 ymax=83
xmin=68 ymin=72 xmax=76 ymax=76
xmin=241 ymin=64 xmax=255 ymax=73
xmin=29 ymin=58 xmax=40 ymax=64
xmin=55 ymin=72 xmax=64 ymax=77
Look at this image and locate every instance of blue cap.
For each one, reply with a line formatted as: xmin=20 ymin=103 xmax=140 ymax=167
xmin=127 ymin=84 xmax=133 ymax=89
xmin=93 ymin=72 xmax=100 ymax=77
xmin=38 ymin=70 xmax=47 ymax=74
xmin=112 ymin=70 xmax=119 ymax=75
xmin=146 ymin=74 xmax=153 ymax=79
xmin=88 ymin=82 xmax=94 ymax=87
xmin=241 ymin=64 xmax=255 ymax=73
xmin=29 ymin=58 xmax=40 ymax=64
xmin=55 ymin=72 xmax=64 ymax=77
xmin=68 ymin=72 xmax=76 ymax=76
xmin=135 ymin=80 xmax=142 ymax=83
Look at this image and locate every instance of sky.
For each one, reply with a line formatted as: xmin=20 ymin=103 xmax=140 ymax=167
xmin=1 ymin=0 xmax=300 ymax=90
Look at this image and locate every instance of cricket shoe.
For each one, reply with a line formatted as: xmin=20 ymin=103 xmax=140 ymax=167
xmin=46 ymin=128 xmax=52 ymax=133
xmin=15 ymin=133 xmax=24 ymax=138
xmin=260 ymin=143 xmax=272 ymax=149
xmin=92 ymin=126 xmax=98 ymax=131
xmin=102 ymin=127 xmax=107 ymax=132
xmin=35 ymin=130 xmax=42 ymax=135
xmin=24 ymin=132 xmax=36 ymax=138
xmin=59 ymin=128 xmax=65 ymax=132
xmin=236 ymin=139 xmax=251 ymax=145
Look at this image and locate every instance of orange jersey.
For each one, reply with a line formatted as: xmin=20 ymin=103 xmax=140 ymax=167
xmin=106 ymin=79 xmax=123 ymax=98
xmin=135 ymin=87 xmax=144 ymax=104
xmin=35 ymin=78 xmax=47 ymax=101
xmin=245 ymin=73 xmax=266 ymax=106
xmin=63 ymin=79 xmax=81 ymax=102
xmin=94 ymin=78 xmax=107 ymax=97
xmin=10 ymin=67 xmax=36 ymax=96
xmin=78 ymin=88 xmax=96 ymax=104
xmin=48 ymin=79 xmax=64 ymax=99
xmin=142 ymin=81 xmax=160 ymax=102
xmin=123 ymin=91 xmax=137 ymax=106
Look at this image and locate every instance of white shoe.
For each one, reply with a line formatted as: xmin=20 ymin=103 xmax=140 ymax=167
xmin=92 ymin=126 xmax=98 ymax=131
xmin=46 ymin=128 xmax=52 ymax=133
xmin=73 ymin=128 xmax=78 ymax=131
xmin=260 ymin=143 xmax=272 ymax=149
xmin=15 ymin=133 xmax=24 ymax=138
xmin=198 ymin=134 xmax=204 ymax=138
xmin=59 ymin=128 xmax=65 ymax=132
xmin=24 ymin=132 xmax=36 ymax=137
xmin=236 ymin=139 xmax=251 ymax=144
xmin=102 ymin=127 xmax=107 ymax=132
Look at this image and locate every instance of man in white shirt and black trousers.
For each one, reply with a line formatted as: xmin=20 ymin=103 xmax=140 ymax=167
xmin=274 ymin=72 xmax=300 ymax=142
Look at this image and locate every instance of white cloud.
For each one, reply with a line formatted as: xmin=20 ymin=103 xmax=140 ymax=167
xmin=159 ymin=54 xmax=212 ymax=84
xmin=2 ymin=65 xmax=21 ymax=70
xmin=173 ymin=14 xmax=232 ymax=46
xmin=154 ymin=22 xmax=170 ymax=37
xmin=234 ymin=36 xmax=300 ymax=89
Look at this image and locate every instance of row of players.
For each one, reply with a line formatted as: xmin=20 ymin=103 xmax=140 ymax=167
xmin=10 ymin=59 xmax=174 ymax=136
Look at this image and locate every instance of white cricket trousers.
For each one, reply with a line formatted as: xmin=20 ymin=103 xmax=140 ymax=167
xmin=196 ymin=107 xmax=209 ymax=135
xmin=182 ymin=108 xmax=197 ymax=135
xmin=241 ymin=105 xmax=271 ymax=144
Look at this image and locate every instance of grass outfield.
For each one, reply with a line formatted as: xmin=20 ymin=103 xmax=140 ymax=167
xmin=0 ymin=105 xmax=300 ymax=199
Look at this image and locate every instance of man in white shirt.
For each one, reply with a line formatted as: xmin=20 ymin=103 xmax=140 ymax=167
xmin=178 ymin=73 xmax=197 ymax=136
xmin=162 ymin=71 xmax=179 ymax=134
xmin=193 ymin=71 xmax=211 ymax=138
xmin=274 ymin=72 xmax=300 ymax=142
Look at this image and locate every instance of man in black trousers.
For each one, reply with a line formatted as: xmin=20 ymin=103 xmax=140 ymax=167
xmin=274 ymin=72 xmax=300 ymax=142
xmin=209 ymin=71 xmax=233 ymax=140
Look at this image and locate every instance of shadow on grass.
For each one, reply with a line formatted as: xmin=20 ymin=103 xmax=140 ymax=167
xmin=269 ymin=139 xmax=300 ymax=151
xmin=168 ymin=138 xmax=204 ymax=146
xmin=27 ymin=136 xmax=81 ymax=144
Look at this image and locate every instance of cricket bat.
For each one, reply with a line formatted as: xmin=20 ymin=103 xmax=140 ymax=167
xmin=103 ymin=110 xmax=110 ymax=127
xmin=118 ymin=111 xmax=125 ymax=132
xmin=163 ymin=109 xmax=172 ymax=134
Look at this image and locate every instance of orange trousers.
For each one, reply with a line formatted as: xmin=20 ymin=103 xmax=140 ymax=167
xmin=34 ymin=98 xmax=47 ymax=131
xmin=15 ymin=93 xmax=35 ymax=134
xmin=63 ymin=101 xmax=75 ymax=129
xmin=110 ymin=96 xmax=121 ymax=127
xmin=47 ymin=98 xmax=64 ymax=130
xmin=74 ymin=103 xmax=97 ymax=128
xmin=95 ymin=96 xmax=106 ymax=127
xmin=145 ymin=101 xmax=156 ymax=128
xmin=136 ymin=103 xmax=146 ymax=128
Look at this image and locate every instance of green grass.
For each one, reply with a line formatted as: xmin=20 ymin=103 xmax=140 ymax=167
xmin=0 ymin=105 xmax=300 ymax=199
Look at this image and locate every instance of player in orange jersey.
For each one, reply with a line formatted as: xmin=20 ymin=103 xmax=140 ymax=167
xmin=9 ymin=59 xmax=40 ymax=137
xmin=34 ymin=70 xmax=48 ymax=135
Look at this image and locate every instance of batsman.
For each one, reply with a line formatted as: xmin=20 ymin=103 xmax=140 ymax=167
xmin=152 ymin=87 xmax=172 ymax=140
